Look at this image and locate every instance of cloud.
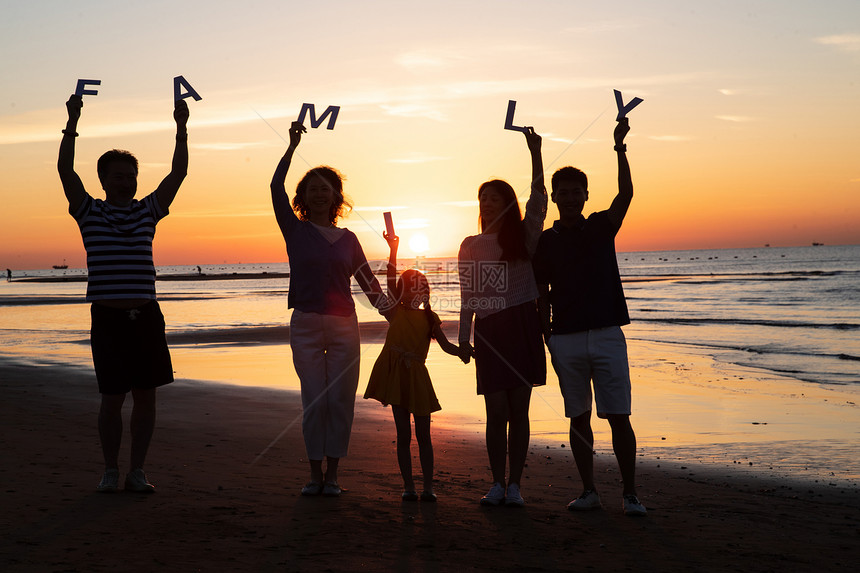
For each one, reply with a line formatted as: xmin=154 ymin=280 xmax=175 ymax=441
xmin=379 ymin=103 xmax=449 ymax=122
xmin=174 ymin=209 xmax=272 ymax=219
xmin=352 ymin=217 xmax=430 ymax=233
xmin=442 ymin=200 xmax=478 ymax=208
xmin=387 ymin=152 xmax=450 ymax=164
xmin=548 ymin=136 xmax=575 ymax=144
xmin=396 ymin=50 xmax=466 ymax=70
xmin=0 ymin=72 xmax=705 ymax=145
xmin=647 ymin=135 xmax=693 ymax=142
xmin=562 ymin=19 xmax=644 ymax=35
xmin=716 ymin=115 xmax=755 ymax=123
xmin=815 ymin=34 xmax=860 ymax=52
xmin=718 ymin=88 xmax=740 ymax=96
xmin=352 ymin=205 xmax=409 ymax=212
xmin=191 ymin=142 xmax=266 ymax=151
xmin=391 ymin=218 xmax=430 ymax=231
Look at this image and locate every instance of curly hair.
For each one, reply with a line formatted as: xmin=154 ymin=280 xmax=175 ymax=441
xmin=292 ymin=166 xmax=352 ymax=225
xmin=478 ymin=179 xmax=528 ymax=262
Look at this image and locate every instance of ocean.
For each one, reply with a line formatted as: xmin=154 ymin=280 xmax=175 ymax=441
xmin=2 ymin=244 xmax=859 ymax=485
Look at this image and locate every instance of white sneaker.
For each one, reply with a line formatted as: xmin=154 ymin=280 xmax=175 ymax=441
xmin=504 ymin=483 xmax=525 ymax=507
xmin=623 ymin=494 xmax=647 ymax=516
xmin=322 ymin=481 xmax=342 ymax=497
xmin=480 ymin=482 xmax=505 ymax=506
xmin=97 ymin=468 xmax=119 ymax=493
xmin=124 ymin=468 xmax=155 ymax=493
xmin=567 ymin=489 xmax=601 ymax=511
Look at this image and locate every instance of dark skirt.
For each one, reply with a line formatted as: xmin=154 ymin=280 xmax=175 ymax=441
xmin=474 ymin=301 xmax=546 ymax=395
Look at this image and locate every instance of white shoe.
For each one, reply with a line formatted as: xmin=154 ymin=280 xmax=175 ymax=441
xmin=97 ymin=468 xmax=119 ymax=493
xmin=623 ymin=494 xmax=647 ymax=516
xmin=322 ymin=481 xmax=342 ymax=497
xmin=480 ymin=482 xmax=505 ymax=506
xmin=124 ymin=468 xmax=155 ymax=493
xmin=504 ymin=483 xmax=525 ymax=507
xmin=567 ymin=489 xmax=601 ymax=511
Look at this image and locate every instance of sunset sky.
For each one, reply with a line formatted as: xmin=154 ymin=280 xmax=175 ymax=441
xmin=1 ymin=0 xmax=858 ymax=269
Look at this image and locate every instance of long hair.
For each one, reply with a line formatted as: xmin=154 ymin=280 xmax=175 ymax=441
xmin=396 ymin=269 xmax=436 ymax=339
xmin=292 ymin=166 xmax=352 ymax=225
xmin=478 ymin=179 xmax=527 ymax=261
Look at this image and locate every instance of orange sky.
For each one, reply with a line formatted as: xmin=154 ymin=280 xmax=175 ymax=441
xmin=2 ymin=1 xmax=859 ymax=270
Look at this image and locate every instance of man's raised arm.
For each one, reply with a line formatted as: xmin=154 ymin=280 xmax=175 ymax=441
xmin=57 ymin=95 xmax=87 ymax=214
xmin=607 ymin=118 xmax=633 ymax=230
xmin=154 ymin=99 xmax=190 ymax=213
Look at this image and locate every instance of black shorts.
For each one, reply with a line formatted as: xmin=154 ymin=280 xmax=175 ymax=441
xmin=90 ymin=301 xmax=174 ymax=395
xmin=474 ymin=301 xmax=546 ymax=395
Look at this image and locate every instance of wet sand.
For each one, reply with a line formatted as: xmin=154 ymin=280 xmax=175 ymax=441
xmin=1 ymin=356 xmax=858 ymax=572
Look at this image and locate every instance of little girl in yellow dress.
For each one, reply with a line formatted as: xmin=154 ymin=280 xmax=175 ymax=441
xmin=364 ymin=232 xmax=460 ymax=501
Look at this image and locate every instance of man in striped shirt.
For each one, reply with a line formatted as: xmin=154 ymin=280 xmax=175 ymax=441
xmin=58 ymin=94 xmax=189 ymax=494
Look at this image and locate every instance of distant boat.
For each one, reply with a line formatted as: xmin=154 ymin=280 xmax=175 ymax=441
xmin=52 ymin=259 xmax=68 ymax=269
xmin=812 ymin=242 xmax=824 ymax=247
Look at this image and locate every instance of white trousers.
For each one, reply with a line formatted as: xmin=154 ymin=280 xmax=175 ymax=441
xmin=290 ymin=310 xmax=361 ymax=460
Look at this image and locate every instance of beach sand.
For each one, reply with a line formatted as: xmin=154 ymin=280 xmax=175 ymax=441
xmin=2 ymin=356 xmax=859 ymax=572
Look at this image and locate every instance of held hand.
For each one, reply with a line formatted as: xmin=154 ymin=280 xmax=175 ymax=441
xmin=614 ymin=117 xmax=630 ymax=146
xmin=174 ymin=99 xmax=189 ymax=129
xmin=380 ymin=304 xmax=395 ymax=322
xmin=65 ymin=94 xmax=83 ymax=123
xmin=383 ymin=231 xmax=399 ymax=252
xmin=289 ymin=121 xmax=306 ymax=150
xmin=458 ymin=342 xmax=473 ymax=364
xmin=524 ymin=126 xmax=541 ymax=154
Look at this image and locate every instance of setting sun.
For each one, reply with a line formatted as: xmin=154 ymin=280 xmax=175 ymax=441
xmin=408 ymin=232 xmax=430 ymax=255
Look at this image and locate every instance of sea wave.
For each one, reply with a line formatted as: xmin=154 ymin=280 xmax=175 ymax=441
xmin=633 ymin=316 xmax=860 ymax=331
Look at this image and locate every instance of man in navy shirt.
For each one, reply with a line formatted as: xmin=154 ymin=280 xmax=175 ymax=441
xmin=533 ymin=118 xmax=646 ymax=516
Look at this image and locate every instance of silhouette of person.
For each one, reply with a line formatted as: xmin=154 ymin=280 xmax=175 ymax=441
xmin=533 ymin=117 xmax=647 ymax=516
xmin=270 ymin=121 xmax=389 ymax=497
xmin=363 ymin=232 xmax=460 ymax=501
xmin=57 ymin=93 xmax=189 ymax=493
xmin=457 ymin=127 xmax=547 ymax=507
xmin=5 ymin=268 xmax=10 ymax=282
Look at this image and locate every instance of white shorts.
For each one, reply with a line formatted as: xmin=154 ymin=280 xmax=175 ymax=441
xmin=547 ymin=326 xmax=631 ymax=419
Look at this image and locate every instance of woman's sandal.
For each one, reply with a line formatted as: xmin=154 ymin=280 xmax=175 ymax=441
xmin=420 ymin=491 xmax=437 ymax=502
xmin=401 ymin=490 xmax=419 ymax=501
